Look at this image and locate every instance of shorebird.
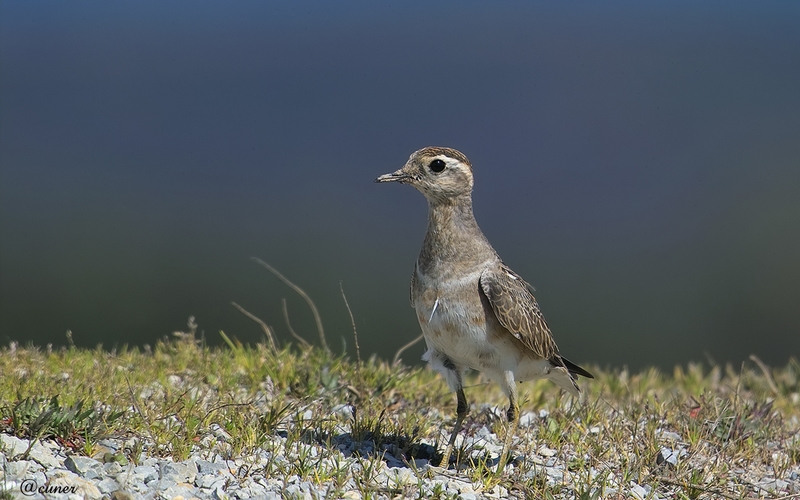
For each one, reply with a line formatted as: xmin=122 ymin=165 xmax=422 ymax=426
xmin=376 ymin=146 xmax=593 ymax=473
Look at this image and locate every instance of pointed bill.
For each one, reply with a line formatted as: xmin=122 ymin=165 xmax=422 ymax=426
xmin=375 ymin=168 xmax=410 ymax=183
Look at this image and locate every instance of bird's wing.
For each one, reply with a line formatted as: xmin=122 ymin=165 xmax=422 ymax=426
xmin=479 ymin=264 xmax=558 ymax=360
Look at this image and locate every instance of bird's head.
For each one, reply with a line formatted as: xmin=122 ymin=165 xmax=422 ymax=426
xmin=375 ymin=147 xmax=474 ymax=203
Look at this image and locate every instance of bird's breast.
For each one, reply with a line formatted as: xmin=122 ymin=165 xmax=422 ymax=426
xmin=412 ymin=264 xmax=509 ymax=371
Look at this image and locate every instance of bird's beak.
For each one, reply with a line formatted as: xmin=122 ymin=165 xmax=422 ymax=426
xmin=375 ymin=168 xmax=410 ymax=183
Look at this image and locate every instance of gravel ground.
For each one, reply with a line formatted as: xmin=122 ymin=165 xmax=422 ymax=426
xmin=3 ymin=428 xmax=500 ymax=500
xmin=3 ymin=408 xmax=799 ymax=500
xmin=2 ymin=347 xmax=799 ymax=499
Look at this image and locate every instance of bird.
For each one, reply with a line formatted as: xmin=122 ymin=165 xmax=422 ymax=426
xmin=375 ymin=146 xmax=593 ymax=473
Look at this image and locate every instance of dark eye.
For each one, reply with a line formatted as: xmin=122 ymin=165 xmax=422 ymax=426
xmin=429 ymin=159 xmax=446 ymax=173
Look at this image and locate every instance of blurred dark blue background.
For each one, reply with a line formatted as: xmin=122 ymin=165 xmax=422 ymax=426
xmin=2 ymin=1 xmax=799 ymax=369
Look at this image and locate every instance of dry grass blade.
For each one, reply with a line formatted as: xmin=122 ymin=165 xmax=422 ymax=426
xmin=282 ymin=298 xmax=311 ymax=348
xmin=750 ymin=354 xmax=780 ymax=396
xmin=340 ymin=281 xmax=361 ymax=366
xmin=393 ymin=333 xmax=424 ymax=365
xmin=252 ymin=257 xmax=329 ymax=353
xmin=231 ymin=301 xmax=278 ymax=352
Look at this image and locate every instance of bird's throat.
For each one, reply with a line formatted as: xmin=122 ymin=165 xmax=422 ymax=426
xmin=418 ymin=197 xmax=492 ymax=274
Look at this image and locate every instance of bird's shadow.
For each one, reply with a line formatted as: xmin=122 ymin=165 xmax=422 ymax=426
xmin=306 ymin=426 xmax=507 ymax=471
xmin=327 ymin=432 xmax=508 ymax=471
xmin=280 ymin=405 xmax=514 ymax=470
xmin=320 ymin=430 xmax=440 ymax=468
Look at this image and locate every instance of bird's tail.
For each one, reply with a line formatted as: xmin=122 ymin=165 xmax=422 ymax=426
xmin=560 ymin=356 xmax=594 ymax=379
xmin=548 ymin=368 xmax=581 ymax=396
xmin=548 ymin=355 xmax=594 ymax=396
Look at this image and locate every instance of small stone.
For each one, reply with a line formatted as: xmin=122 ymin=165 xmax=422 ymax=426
xmin=46 ymin=470 xmax=103 ymax=500
xmin=485 ymin=484 xmax=508 ymax=498
xmin=157 ymin=478 xmax=177 ymax=492
xmin=195 ymin=459 xmax=229 ymax=475
xmin=630 ymin=481 xmax=648 ymax=500
xmin=656 ymin=447 xmax=680 ymax=467
xmin=212 ymin=485 xmax=229 ymax=500
xmin=245 ymin=481 xmax=268 ymax=497
xmin=537 ymin=445 xmax=556 ymax=457
xmin=545 ymin=466 xmax=564 ymax=483
xmin=389 ymin=468 xmax=415 ymax=486
xmin=384 ymin=456 xmax=405 ymax=468
xmin=26 ymin=441 xmax=62 ymax=469
xmin=160 ymin=461 xmax=197 ymax=484
xmin=109 ymin=491 xmax=137 ymax=500
xmin=2 ymin=459 xmax=41 ymax=478
xmin=196 ymin=474 xmax=227 ymax=489
xmin=160 ymin=482 xmax=197 ymax=499
xmin=65 ymin=455 xmax=104 ymax=479
xmin=284 ymin=483 xmax=312 ymax=500
xmin=210 ymin=424 xmax=232 ymax=441
xmin=133 ymin=465 xmax=159 ymax=484
xmin=457 ymin=482 xmax=475 ymax=494
xmin=332 ymin=404 xmax=354 ymax=420
xmin=0 ymin=433 xmax=30 ymax=458
xmin=40 ymin=439 xmax=63 ymax=453
xmin=251 ymin=493 xmax=281 ymax=500
xmin=97 ymin=477 xmax=120 ymax=494
xmin=757 ymin=478 xmax=790 ymax=492
xmin=104 ymin=460 xmax=124 ymax=476
xmin=413 ymin=458 xmax=429 ymax=468
xmin=519 ymin=412 xmax=537 ymax=427
xmin=656 ymin=429 xmax=682 ymax=441
xmin=31 ymin=471 xmax=47 ymax=489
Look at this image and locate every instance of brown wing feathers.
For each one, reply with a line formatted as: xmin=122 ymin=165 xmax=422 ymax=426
xmin=479 ymin=264 xmax=558 ymax=360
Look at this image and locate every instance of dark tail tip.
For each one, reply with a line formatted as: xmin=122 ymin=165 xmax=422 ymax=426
xmin=560 ymin=356 xmax=594 ymax=379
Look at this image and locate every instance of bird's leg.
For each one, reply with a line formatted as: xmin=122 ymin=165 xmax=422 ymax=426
xmin=496 ymin=391 xmax=519 ymax=475
xmin=438 ymin=387 xmax=468 ymax=468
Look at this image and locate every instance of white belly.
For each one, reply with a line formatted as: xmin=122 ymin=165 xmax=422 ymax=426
xmin=415 ymin=288 xmax=553 ymax=390
xmin=419 ymin=296 xmax=495 ymax=368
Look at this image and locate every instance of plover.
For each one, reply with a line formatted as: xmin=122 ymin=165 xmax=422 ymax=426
xmin=376 ymin=146 xmax=593 ymax=472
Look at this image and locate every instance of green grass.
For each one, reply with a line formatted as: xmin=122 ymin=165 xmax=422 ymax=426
xmin=1 ymin=334 xmax=799 ymax=499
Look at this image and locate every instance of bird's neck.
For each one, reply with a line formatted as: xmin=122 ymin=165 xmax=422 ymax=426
xmin=418 ymin=195 xmax=494 ymax=274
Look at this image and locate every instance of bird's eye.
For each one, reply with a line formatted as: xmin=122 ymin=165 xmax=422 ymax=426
xmin=429 ymin=159 xmax=446 ymax=173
